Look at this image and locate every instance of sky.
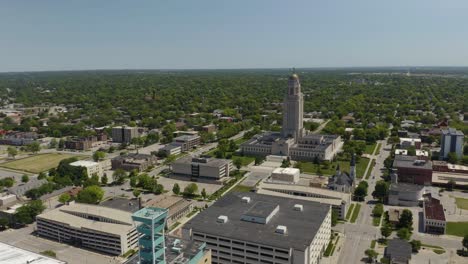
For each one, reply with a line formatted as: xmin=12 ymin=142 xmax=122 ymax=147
xmin=1 ymin=0 xmax=468 ymax=72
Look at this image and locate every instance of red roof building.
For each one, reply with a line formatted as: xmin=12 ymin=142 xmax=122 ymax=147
xmin=423 ymin=196 xmax=446 ymax=234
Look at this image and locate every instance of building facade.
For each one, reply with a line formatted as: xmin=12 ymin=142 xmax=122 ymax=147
xmin=440 ymin=128 xmax=464 ymax=159
xmin=36 ymin=203 xmax=139 ymax=255
xmin=69 ymin=160 xmax=103 ymax=179
xmin=172 ymin=156 xmax=232 ymax=180
xmin=112 ymin=126 xmax=140 ymax=143
xmin=111 ymin=153 xmax=158 ymax=172
xmin=423 ymin=196 xmax=446 ymax=234
xmin=393 ymin=155 xmax=432 ymax=185
xmin=174 ymin=135 xmax=201 ymax=152
xmin=182 ymin=193 xmax=331 ymax=264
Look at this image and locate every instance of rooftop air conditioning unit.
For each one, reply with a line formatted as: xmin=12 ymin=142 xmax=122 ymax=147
xmin=293 ymin=204 xmax=303 ymax=211
xmin=275 ymin=225 xmax=287 ymax=235
xmin=241 ymin=197 xmax=251 ymax=203
xmin=217 ymin=215 xmax=228 ymax=223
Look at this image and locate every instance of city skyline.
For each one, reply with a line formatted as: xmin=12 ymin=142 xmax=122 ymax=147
xmin=2 ymin=0 xmax=468 ymax=72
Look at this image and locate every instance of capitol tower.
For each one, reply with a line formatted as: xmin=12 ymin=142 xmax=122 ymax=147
xmin=281 ymin=73 xmax=305 ymax=140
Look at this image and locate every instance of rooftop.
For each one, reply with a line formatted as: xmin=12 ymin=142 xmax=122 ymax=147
xmin=36 ymin=203 xmax=134 ymax=236
xmin=132 ymin=207 xmax=168 ymax=220
xmin=100 ymin=197 xmax=140 ymax=213
xmin=390 ymin=182 xmax=424 ymax=193
xmin=174 ymin=134 xmax=200 ymax=141
xmin=393 ymin=155 xmax=432 ymax=170
xmin=385 ymin=239 xmax=412 ymax=263
xmin=424 ymin=197 xmax=446 ymax=221
xmin=183 ymin=192 xmax=330 ymax=250
xmin=0 ymin=242 xmax=66 ymax=264
xmin=174 ymin=155 xmax=230 ymax=168
xmin=442 ymin=128 xmax=464 ymax=136
xmin=69 ymin=160 xmax=99 ymax=168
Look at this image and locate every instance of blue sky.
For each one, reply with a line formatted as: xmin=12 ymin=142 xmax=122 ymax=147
xmin=1 ymin=0 xmax=468 ymax=72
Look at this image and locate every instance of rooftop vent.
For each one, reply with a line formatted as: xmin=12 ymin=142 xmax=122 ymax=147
xmin=241 ymin=196 xmax=251 ymax=203
xmin=217 ymin=215 xmax=228 ymax=223
xmin=293 ymin=204 xmax=303 ymax=211
xmin=275 ymin=225 xmax=287 ymax=235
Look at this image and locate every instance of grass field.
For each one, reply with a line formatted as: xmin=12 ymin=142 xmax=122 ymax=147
xmin=446 ymin=222 xmax=468 ymax=237
xmin=375 ymin=143 xmax=381 ymax=155
xmin=455 ymin=197 xmax=468 ymax=210
xmin=365 ymin=159 xmax=376 ymax=179
xmin=232 ymin=155 xmax=255 ymax=166
xmin=365 ymin=143 xmax=377 ymax=154
xmin=350 ymin=203 xmax=362 ymax=223
xmin=230 ymin=184 xmax=253 ymax=193
xmin=301 ymin=157 xmax=370 ymax=178
xmin=373 ymin=215 xmax=382 ymax=226
xmin=346 ymin=203 xmax=355 ymax=220
xmin=0 ymin=153 xmax=87 ymax=173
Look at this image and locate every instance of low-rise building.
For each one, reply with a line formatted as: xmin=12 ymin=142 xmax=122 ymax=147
xmin=174 ymin=135 xmax=201 ymax=152
xmin=0 ymin=241 xmax=66 ymax=264
xmin=64 ymin=137 xmax=92 ymax=151
xmin=143 ymin=195 xmax=194 ymax=227
xmin=399 ymin=137 xmax=422 ymax=149
xmin=111 ymin=153 xmax=157 ymax=172
xmin=0 ymin=131 xmax=39 ymax=146
xmin=172 ymin=156 xmax=232 ymax=180
xmin=423 ymin=196 xmax=446 ymax=234
xmin=36 ymin=203 xmax=139 ymax=255
xmin=0 ymin=193 xmax=16 ymax=207
xmin=160 ymin=143 xmax=183 ymax=156
xmin=388 ymin=183 xmax=423 ymax=206
xmin=393 ymin=155 xmax=432 ymax=185
xmin=182 ymin=192 xmax=332 ymax=264
xmin=270 ymin=167 xmax=300 ymax=183
xmin=384 ymin=239 xmax=412 ymax=264
xmin=69 ymin=160 xmax=103 ymax=179
xmin=202 ymin=124 xmax=216 ymax=133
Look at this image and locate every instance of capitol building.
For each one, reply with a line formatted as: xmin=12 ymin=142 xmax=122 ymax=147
xmin=240 ymin=73 xmax=342 ymax=161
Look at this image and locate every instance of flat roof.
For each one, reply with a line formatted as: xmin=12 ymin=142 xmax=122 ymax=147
xmin=256 ymin=188 xmax=343 ymax=206
xmin=184 ymin=192 xmax=330 ymax=251
xmin=0 ymin=242 xmax=66 ymax=264
xmin=259 ymin=181 xmax=351 ymax=201
xmin=100 ymin=197 xmax=140 ymax=213
xmin=390 ymin=183 xmax=423 ymax=193
xmin=37 ymin=203 xmax=134 ymax=236
xmin=69 ymin=160 xmax=99 ymax=167
xmin=393 ymin=155 xmax=432 ymax=170
xmin=272 ymin=167 xmax=300 ymax=175
xmin=174 ymin=156 xmax=229 ymax=168
xmin=424 ymin=198 xmax=445 ymax=221
xmin=442 ymin=128 xmax=464 ymax=136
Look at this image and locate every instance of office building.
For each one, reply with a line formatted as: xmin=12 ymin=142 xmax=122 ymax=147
xmin=143 ymin=195 xmax=194 ymax=227
xmin=241 ymin=74 xmax=342 ymax=161
xmin=36 ymin=203 xmax=139 ymax=255
xmin=270 ymin=167 xmax=300 ymax=183
xmin=393 ymin=155 xmax=432 ymax=185
xmin=112 ymin=126 xmax=140 ymax=143
xmin=69 ymin=160 xmax=103 ymax=179
xmin=182 ymin=192 xmax=332 ymax=264
xmin=174 ymin=135 xmax=201 ymax=152
xmin=172 ymin=156 xmax=232 ymax=180
xmin=111 ymin=153 xmax=158 ymax=172
xmin=160 ymin=143 xmax=183 ymax=156
xmin=440 ymin=128 xmax=464 ymax=159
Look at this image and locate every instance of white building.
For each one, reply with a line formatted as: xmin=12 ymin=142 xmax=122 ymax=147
xmin=69 ymin=160 xmax=104 ymax=179
xmin=172 ymin=156 xmax=232 ymax=180
xmin=36 ymin=203 xmax=139 ymax=255
xmin=0 ymin=241 xmax=66 ymax=264
xmin=440 ymin=128 xmax=464 ymax=159
xmin=271 ymin=167 xmax=300 ymax=183
xmin=161 ymin=143 xmax=183 ymax=156
xmin=182 ymin=193 xmax=332 ymax=264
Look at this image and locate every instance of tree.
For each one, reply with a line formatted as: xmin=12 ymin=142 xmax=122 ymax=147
xmin=38 ymin=172 xmax=47 ymax=180
xmin=15 ymin=200 xmax=46 ymax=225
xmin=133 ymin=189 xmax=141 ymax=198
xmin=397 ymin=228 xmax=411 ymax=240
xmin=364 ymin=249 xmax=378 ymax=263
xmin=201 ymin=188 xmax=207 ymax=199
xmin=233 ymin=157 xmax=242 ymax=171
xmin=398 ymin=209 xmax=413 ymax=230
xmin=407 ymin=146 xmax=416 ymax=156
xmin=381 ymin=224 xmax=392 ymax=239
xmin=331 ymin=209 xmax=338 ymax=227
xmin=92 ymin=151 xmax=106 ymax=161
xmin=76 ymin=185 xmax=104 ymax=204
xmin=112 ymin=169 xmax=127 ymax=185
xmin=58 ymin=139 xmax=65 ymax=149
xmin=21 ymin=174 xmax=29 ymax=183
xmin=130 ymin=176 xmax=137 ymax=188
xmin=40 ymin=250 xmax=56 ymax=258
xmin=49 ymin=138 xmax=58 ymax=149
xmin=281 ymin=158 xmax=291 ymax=168
xmin=447 ymin=179 xmax=456 ymax=191
xmin=184 ymin=183 xmax=198 ymax=197
xmin=26 ymin=142 xmax=41 ymax=153
xmin=0 ymin=218 xmax=8 ymax=230
xmin=101 ymin=174 xmax=108 ymax=185
xmin=372 ymin=181 xmax=389 ymax=202
xmin=7 ymin=146 xmax=17 ymax=159
xmin=447 ymin=152 xmax=458 ymax=164
xmin=58 ymin=193 xmax=71 ymax=204
xmin=372 ymin=204 xmax=384 ymax=217
xmin=354 ymin=185 xmax=367 ymax=201
xmin=164 ymin=154 xmax=177 ymax=165
xmin=463 ymin=235 xmax=468 ymax=250
xmin=410 ymin=240 xmax=422 ymax=253
xmin=172 ymin=183 xmax=180 ymax=195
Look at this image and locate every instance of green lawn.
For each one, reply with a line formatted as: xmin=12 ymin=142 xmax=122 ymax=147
xmin=350 ymin=203 xmax=362 ymax=223
xmin=365 ymin=159 xmax=376 ymax=180
xmin=232 ymin=155 xmax=255 ymax=166
xmin=234 ymin=137 xmax=248 ymax=145
xmin=365 ymin=143 xmax=377 ymax=154
xmin=230 ymin=184 xmax=253 ymax=193
xmin=446 ymin=222 xmax=468 ymax=237
xmin=373 ymin=215 xmax=382 ymax=226
xmin=346 ymin=203 xmax=355 ymax=220
xmin=455 ymin=197 xmax=468 ymax=210
xmin=0 ymin=153 xmax=87 ymax=173
xmin=370 ymin=240 xmax=376 ymax=249
xmin=301 ymin=157 xmax=370 ymax=178
xmin=375 ymin=143 xmax=382 ymax=155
